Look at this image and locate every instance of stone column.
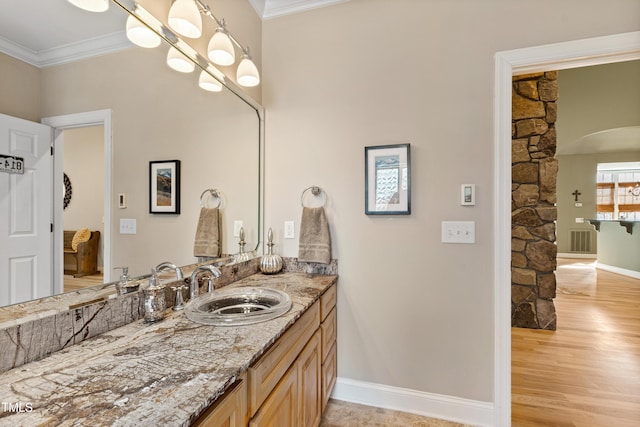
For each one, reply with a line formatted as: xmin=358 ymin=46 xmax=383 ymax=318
xmin=511 ymin=72 xmax=559 ymax=330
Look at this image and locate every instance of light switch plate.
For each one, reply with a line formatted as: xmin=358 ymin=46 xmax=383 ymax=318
xmin=120 ymin=218 xmax=136 ymax=235
xmin=461 ymin=184 xmax=475 ymax=206
xmin=441 ymin=221 xmax=475 ymax=244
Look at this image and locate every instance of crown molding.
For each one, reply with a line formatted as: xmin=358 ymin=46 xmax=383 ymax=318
xmin=0 ymin=31 xmax=131 ymax=68
xmin=251 ymin=0 xmax=350 ymax=19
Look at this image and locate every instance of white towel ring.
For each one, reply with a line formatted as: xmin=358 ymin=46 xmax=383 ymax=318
xmin=200 ymin=189 xmax=222 ymax=208
xmin=301 ymin=186 xmax=327 ymax=207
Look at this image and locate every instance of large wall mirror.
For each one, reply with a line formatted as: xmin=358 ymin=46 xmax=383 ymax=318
xmin=0 ymin=0 xmax=264 ymax=313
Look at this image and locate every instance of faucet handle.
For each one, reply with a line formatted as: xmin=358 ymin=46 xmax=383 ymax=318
xmin=171 ymin=284 xmax=188 ymax=311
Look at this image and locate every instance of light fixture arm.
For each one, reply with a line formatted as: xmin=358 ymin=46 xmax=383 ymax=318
xmin=194 ymin=0 xmax=248 ymax=53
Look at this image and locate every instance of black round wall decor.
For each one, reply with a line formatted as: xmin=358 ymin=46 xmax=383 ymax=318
xmin=63 ymin=173 xmax=72 ymax=209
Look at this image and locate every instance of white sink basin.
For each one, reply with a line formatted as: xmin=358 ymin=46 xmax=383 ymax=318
xmin=184 ymin=287 xmax=292 ymax=326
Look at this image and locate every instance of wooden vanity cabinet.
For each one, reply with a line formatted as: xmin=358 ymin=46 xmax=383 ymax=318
xmin=192 ymin=374 xmax=248 ymax=427
xmin=251 ymin=331 xmax=322 ymax=427
xmin=319 ymin=285 xmax=337 ymax=412
xmin=192 ymin=283 xmax=337 ymax=427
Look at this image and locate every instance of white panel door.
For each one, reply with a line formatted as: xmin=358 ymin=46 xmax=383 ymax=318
xmin=0 ymin=114 xmax=52 ymax=306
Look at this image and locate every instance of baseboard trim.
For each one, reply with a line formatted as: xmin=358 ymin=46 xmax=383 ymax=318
xmin=557 ymin=253 xmax=597 ymax=259
xmin=596 ymin=263 xmax=640 ymax=280
xmin=331 ymin=377 xmax=494 ymax=427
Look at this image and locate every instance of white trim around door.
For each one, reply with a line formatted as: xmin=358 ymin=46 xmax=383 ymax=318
xmin=494 ymin=31 xmax=640 ymax=426
xmin=42 ymin=109 xmax=113 ymax=293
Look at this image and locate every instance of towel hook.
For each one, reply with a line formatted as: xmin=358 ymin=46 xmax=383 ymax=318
xmin=301 ymin=186 xmax=327 ymax=207
xmin=200 ymin=189 xmax=221 ymax=208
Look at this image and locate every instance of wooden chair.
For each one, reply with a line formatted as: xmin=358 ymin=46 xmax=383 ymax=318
xmin=63 ymin=230 xmax=101 ymax=277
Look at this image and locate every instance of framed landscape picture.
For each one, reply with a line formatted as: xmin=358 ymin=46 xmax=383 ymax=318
xmin=149 ymin=160 xmax=181 ymax=214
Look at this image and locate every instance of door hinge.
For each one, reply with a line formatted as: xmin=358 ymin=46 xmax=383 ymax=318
xmin=51 ymin=223 xmax=54 ymax=233
xmin=50 ymin=145 xmax=54 ymax=156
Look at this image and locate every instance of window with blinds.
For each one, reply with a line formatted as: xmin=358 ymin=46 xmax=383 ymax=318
xmin=596 ymin=166 xmax=640 ymax=220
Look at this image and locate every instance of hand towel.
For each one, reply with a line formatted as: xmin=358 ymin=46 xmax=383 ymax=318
xmin=298 ymin=207 xmax=332 ymax=264
xmin=193 ymin=207 xmax=221 ymax=258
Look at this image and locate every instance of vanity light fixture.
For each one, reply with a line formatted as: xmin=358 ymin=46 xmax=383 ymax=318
xmin=194 ymin=0 xmax=261 ymax=87
xmin=207 ymin=22 xmax=235 ymax=66
xmin=67 ymin=0 xmax=109 ymax=12
xmin=126 ymin=15 xmax=161 ymax=48
xmin=167 ymin=47 xmax=195 ymax=73
xmin=124 ymin=0 xmax=260 ymax=90
xmin=168 ymin=0 xmax=203 ymax=39
xmin=198 ymin=70 xmax=223 ymax=92
xmin=236 ymin=48 xmax=260 ymax=87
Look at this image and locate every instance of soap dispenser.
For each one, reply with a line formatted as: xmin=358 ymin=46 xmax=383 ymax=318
xmin=143 ymin=268 xmax=166 ymax=322
xmin=113 ymin=266 xmax=138 ymax=296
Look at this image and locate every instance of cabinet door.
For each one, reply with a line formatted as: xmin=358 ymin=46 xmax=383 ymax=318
xmin=192 ymin=375 xmax=247 ymax=427
xmin=249 ymin=302 xmax=320 ymax=416
xmin=298 ymin=331 xmax=322 ymax=427
xmin=321 ymin=307 xmax=337 ymax=362
xmin=250 ymin=366 xmax=297 ymax=427
xmin=322 ymin=341 xmax=337 ymax=412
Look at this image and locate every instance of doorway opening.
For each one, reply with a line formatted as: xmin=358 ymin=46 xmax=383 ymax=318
xmin=493 ymin=31 xmax=640 ymax=426
xmin=60 ymin=125 xmax=105 ymax=292
xmin=42 ymin=109 xmax=112 ymax=294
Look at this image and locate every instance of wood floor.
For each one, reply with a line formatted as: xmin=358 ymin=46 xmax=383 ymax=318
xmin=512 ymin=259 xmax=640 ymax=426
xmin=63 ymin=272 xmax=104 ymax=292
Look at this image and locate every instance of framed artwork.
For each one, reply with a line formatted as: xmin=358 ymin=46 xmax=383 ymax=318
xmin=365 ymin=143 xmax=411 ymax=215
xmin=149 ymin=160 xmax=181 ymax=214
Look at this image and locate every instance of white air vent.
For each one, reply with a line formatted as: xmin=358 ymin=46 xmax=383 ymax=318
xmin=569 ymin=229 xmax=593 ymax=253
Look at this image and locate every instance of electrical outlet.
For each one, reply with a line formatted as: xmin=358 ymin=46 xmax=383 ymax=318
xmin=441 ymin=221 xmax=475 ymax=244
xmin=284 ymin=221 xmax=295 ymax=239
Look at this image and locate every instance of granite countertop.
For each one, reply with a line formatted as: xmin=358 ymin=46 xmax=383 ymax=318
xmin=0 ymin=273 xmax=337 ymax=426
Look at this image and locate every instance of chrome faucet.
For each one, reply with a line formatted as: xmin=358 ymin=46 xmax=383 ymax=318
xmin=189 ymin=265 xmax=222 ymax=300
xmin=155 ymin=262 xmax=184 ymax=281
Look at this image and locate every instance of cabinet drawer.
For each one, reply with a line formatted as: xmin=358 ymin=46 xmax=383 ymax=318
xmin=320 ymin=284 xmax=336 ymax=321
xmin=321 ymin=341 xmax=337 ymax=412
xmin=249 ymin=302 xmax=320 ymax=417
xmin=320 ymin=307 xmax=336 ymax=362
xmin=192 ymin=374 xmax=247 ymax=427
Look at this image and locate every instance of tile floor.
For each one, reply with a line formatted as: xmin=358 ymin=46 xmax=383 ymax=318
xmin=320 ymin=399 xmax=473 ymax=427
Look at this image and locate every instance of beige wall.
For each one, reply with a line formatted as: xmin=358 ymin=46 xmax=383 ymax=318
xmin=0 ymin=52 xmax=40 ymax=122
xmin=262 ymin=0 xmax=640 ymax=403
xmin=62 ymin=126 xmax=105 ymax=268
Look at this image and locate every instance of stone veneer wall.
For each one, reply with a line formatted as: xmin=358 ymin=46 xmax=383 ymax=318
xmin=511 ymin=72 xmax=559 ymax=330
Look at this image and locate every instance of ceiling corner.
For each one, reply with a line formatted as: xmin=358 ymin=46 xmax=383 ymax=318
xmin=260 ymin=0 xmax=350 ymax=20
xmin=248 ymin=0 xmax=266 ymax=18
